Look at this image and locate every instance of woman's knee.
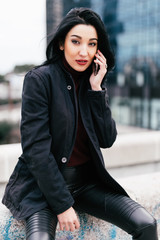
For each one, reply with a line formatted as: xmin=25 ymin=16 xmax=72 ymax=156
xmin=130 ymin=207 xmax=158 ymax=239
xmin=133 ymin=220 xmax=158 ymax=240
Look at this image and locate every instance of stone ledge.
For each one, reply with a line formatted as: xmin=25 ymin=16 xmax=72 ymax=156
xmin=0 ymin=143 xmax=21 ymax=182
xmin=1 ymin=131 xmax=160 ymax=182
xmin=103 ymin=131 xmax=160 ymax=168
xmin=0 ymin=172 xmax=160 ymax=239
xmin=0 ymin=205 xmax=129 ymax=240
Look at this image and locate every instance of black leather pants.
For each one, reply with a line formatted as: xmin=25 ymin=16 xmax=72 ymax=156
xmin=26 ymin=208 xmax=57 ymax=240
xmin=25 ymin=163 xmax=158 ymax=239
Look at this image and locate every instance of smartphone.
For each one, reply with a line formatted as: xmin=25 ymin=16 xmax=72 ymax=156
xmin=94 ymin=52 xmax=100 ymax=76
xmin=94 ymin=62 xmax=98 ymax=76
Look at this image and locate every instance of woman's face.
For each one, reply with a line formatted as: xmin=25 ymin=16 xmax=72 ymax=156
xmin=60 ymin=24 xmax=98 ymax=72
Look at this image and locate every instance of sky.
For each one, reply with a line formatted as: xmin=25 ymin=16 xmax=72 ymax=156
xmin=0 ymin=0 xmax=46 ymax=75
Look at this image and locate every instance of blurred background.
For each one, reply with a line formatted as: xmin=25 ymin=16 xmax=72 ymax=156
xmin=0 ymin=0 xmax=160 ymax=201
xmin=0 ymin=0 xmax=160 ymax=145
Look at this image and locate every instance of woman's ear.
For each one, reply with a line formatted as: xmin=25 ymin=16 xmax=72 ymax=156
xmin=59 ymin=42 xmax=64 ymax=51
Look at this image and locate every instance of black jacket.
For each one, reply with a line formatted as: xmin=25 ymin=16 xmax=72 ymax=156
xmin=2 ymin=60 xmax=128 ymax=220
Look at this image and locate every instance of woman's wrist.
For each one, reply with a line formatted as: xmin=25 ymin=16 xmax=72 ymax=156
xmin=91 ymin=85 xmax=102 ymax=91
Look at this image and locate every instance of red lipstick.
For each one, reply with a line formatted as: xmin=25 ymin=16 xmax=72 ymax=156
xmin=76 ymin=60 xmax=88 ymax=65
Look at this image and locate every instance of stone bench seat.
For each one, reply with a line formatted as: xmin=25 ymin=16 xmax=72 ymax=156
xmin=0 ymin=172 xmax=160 ymax=239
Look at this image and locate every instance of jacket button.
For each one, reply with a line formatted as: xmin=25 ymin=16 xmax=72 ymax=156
xmin=67 ymin=85 xmax=72 ymax=90
xmin=61 ymin=157 xmax=67 ymax=163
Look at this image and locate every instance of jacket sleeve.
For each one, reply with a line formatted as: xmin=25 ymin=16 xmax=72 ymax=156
xmin=20 ymin=70 xmax=74 ymax=215
xmin=87 ymin=88 xmax=117 ymax=148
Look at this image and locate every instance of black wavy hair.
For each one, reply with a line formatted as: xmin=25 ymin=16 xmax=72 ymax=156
xmin=46 ymin=7 xmax=115 ymax=71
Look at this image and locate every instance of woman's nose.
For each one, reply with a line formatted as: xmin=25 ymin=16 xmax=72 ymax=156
xmin=79 ymin=45 xmax=88 ymax=57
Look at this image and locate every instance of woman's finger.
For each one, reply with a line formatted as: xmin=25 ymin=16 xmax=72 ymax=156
xmin=97 ymin=50 xmax=106 ymax=60
xmin=59 ymin=222 xmax=65 ymax=231
xmin=74 ymin=219 xmax=80 ymax=229
xmin=69 ymin=222 xmax=76 ymax=232
xmin=95 ymin=55 xmax=106 ymax=67
xmin=58 ymin=220 xmax=80 ymax=232
xmin=69 ymin=219 xmax=80 ymax=231
xmin=64 ymin=222 xmax=70 ymax=231
xmin=94 ymin=59 xmax=107 ymax=73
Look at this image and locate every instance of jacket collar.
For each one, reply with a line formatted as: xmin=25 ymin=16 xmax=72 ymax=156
xmin=57 ymin=57 xmax=92 ymax=80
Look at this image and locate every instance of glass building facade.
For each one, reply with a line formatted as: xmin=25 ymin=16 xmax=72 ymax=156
xmin=112 ymin=0 xmax=160 ymax=130
xmin=46 ymin=0 xmax=160 ymax=130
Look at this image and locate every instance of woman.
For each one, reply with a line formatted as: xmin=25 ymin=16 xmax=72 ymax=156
xmin=2 ymin=7 xmax=158 ymax=240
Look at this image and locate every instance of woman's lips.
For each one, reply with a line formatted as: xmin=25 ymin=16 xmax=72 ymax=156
xmin=76 ymin=60 xmax=88 ymax=65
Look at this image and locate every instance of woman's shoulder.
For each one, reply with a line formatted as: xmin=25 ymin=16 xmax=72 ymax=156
xmin=22 ymin=63 xmax=60 ymax=98
xmin=26 ymin=63 xmax=57 ymax=78
xmin=24 ymin=62 xmax=63 ymax=86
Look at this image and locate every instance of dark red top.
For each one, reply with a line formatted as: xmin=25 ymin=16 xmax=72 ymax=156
xmin=63 ymin=57 xmax=92 ymax=166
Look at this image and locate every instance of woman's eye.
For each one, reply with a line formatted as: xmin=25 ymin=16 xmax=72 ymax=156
xmin=71 ymin=40 xmax=80 ymax=45
xmin=89 ymin=42 xmax=97 ymax=47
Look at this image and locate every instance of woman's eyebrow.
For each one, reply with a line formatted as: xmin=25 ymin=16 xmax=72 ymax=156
xmin=89 ymin=38 xmax=98 ymax=41
xmin=71 ymin=35 xmax=98 ymax=41
xmin=71 ymin=34 xmax=81 ymax=39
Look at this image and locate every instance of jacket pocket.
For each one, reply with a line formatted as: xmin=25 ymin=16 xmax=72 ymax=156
xmin=3 ymin=161 xmax=32 ymax=209
xmin=4 ymin=160 xmax=23 ymax=200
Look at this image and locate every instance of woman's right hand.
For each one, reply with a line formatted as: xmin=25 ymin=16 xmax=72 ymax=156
xmin=57 ymin=207 xmax=80 ymax=231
